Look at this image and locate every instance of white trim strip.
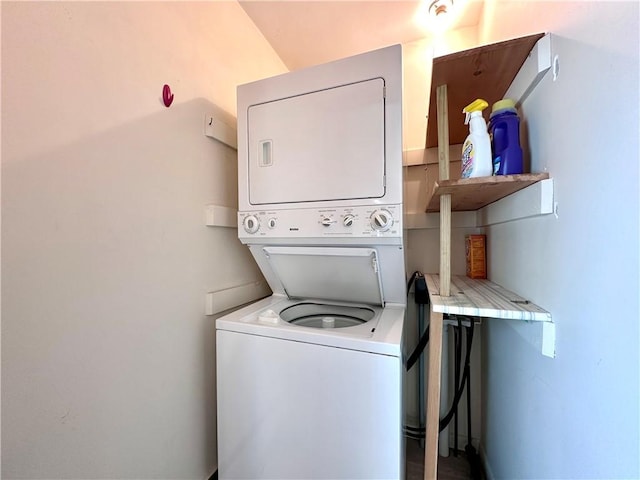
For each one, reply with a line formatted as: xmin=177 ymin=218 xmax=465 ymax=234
xmin=205 ymin=281 xmax=270 ymax=316
xmin=205 ymin=205 xmax=237 ymax=228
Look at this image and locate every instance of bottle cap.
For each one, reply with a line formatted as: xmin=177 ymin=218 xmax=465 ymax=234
xmin=491 ymin=98 xmax=517 ymax=115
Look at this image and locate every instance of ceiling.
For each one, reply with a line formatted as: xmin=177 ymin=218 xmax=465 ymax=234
xmin=239 ymin=0 xmax=485 ymax=71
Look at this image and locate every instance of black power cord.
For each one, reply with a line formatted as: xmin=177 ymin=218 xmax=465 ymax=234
xmin=405 ymin=272 xmax=430 ymax=372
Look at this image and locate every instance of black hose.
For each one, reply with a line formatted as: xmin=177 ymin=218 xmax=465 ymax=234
xmin=453 ymin=320 xmax=462 ymax=456
xmin=466 ymin=327 xmax=472 ymax=444
xmin=463 ymin=321 xmax=483 ymax=479
xmin=406 ymin=270 xmax=421 ymax=295
xmin=406 ymin=313 xmax=429 ymax=371
xmin=405 ymin=271 xmax=430 ymax=372
xmin=439 ymin=318 xmax=474 ymax=432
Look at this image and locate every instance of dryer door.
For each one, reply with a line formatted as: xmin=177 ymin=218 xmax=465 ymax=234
xmin=247 ymin=78 xmax=386 ymax=205
xmin=261 ymin=246 xmax=384 ymax=306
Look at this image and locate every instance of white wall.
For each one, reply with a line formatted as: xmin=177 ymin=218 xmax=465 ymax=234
xmin=477 ymin=1 xmax=639 ymax=478
xmin=1 ymin=2 xmax=286 ymax=478
xmin=402 ymin=26 xmax=480 ymax=154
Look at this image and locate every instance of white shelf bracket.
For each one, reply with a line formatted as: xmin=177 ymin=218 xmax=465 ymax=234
xmin=204 ymin=114 xmax=238 ymax=150
xmin=476 ymin=178 xmax=554 ymax=226
xmin=205 ymin=205 xmax=237 ymax=228
xmin=542 ymin=321 xmax=556 ymax=358
xmin=506 ymin=33 xmax=552 ymax=106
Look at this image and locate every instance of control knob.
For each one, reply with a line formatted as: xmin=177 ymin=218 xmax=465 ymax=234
xmin=243 ymin=215 xmax=260 ymax=234
xmin=321 ymin=217 xmax=334 ymax=227
xmin=370 ymin=209 xmax=393 ymax=232
xmin=343 ymin=214 xmax=355 ymax=227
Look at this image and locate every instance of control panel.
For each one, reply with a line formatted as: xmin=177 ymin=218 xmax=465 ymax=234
xmin=238 ymin=205 xmax=402 ymax=239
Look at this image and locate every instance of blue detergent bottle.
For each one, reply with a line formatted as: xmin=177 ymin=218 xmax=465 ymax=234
xmin=489 ymin=99 xmax=523 ymax=175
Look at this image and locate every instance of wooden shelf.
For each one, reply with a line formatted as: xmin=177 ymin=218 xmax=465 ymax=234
xmin=425 ymin=274 xmax=551 ymax=321
xmin=425 ymin=172 xmax=549 ymax=212
xmin=422 ymin=34 xmax=553 ymax=480
xmin=425 ymin=33 xmax=545 ymax=148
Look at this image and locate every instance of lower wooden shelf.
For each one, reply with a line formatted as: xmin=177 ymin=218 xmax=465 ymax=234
xmin=425 ymin=173 xmax=550 ymax=213
xmin=425 ymin=274 xmax=551 ymax=321
xmin=423 ymin=274 xmax=554 ymax=480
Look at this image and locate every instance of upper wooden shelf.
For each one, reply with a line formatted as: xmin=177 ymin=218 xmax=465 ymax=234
xmin=425 ymin=33 xmax=545 ymax=148
xmin=425 ymin=173 xmax=549 ymax=212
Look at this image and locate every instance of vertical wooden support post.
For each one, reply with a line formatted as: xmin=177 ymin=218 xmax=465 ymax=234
xmin=436 ymin=84 xmax=451 ymax=297
xmin=424 ymin=308 xmax=444 ymax=479
xmin=423 ymin=83 xmax=451 ymax=480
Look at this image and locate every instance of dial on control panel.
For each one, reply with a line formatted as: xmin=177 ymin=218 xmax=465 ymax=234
xmin=243 ymin=215 xmax=260 ymax=234
xmin=343 ymin=214 xmax=355 ymax=227
xmin=370 ymin=209 xmax=393 ymax=232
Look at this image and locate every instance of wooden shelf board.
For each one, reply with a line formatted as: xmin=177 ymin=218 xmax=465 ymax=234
xmin=425 ymin=274 xmax=551 ymax=322
xmin=425 ymin=172 xmax=549 ymax=212
xmin=425 ymin=33 xmax=545 ymax=148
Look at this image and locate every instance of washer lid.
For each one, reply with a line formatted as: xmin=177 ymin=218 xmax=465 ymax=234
xmin=262 ymin=246 xmax=384 ymax=306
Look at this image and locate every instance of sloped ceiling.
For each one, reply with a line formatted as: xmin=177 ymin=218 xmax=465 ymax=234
xmin=239 ymin=0 xmax=485 ymax=71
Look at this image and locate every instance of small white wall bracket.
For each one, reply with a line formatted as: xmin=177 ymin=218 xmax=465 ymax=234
xmin=552 ymin=55 xmax=560 ymax=82
xmin=205 ymin=205 xmax=237 ymax=228
xmin=204 ymin=114 xmax=238 ymax=150
xmin=542 ymin=322 xmax=556 ymax=358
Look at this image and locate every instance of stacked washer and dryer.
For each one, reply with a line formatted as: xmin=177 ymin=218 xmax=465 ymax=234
xmin=216 ymin=45 xmax=406 ymax=479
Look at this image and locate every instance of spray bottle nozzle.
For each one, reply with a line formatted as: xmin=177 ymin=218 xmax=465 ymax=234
xmin=462 ymin=99 xmax=489 ymax=125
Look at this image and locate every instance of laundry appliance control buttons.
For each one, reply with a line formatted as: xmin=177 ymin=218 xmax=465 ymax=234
xmin=243 ymin=215 xmax=260 ymax=234
xmin=267 ymin=218 xmax=277 ymax=229
xmin=343 ymin=214 xmax=355 ymax=227
xmin=321 ymin=217 xmax=334 ymax=227
xmin=370 ymin=209 xmax=393 ymax=232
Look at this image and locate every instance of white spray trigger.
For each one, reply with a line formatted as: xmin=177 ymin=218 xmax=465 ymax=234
xmin=462 ymin=99 xmax=488 ymax=126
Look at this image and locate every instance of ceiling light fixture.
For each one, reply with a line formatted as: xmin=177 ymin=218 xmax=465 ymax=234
xmin=429 ymin=0 xmax=453 ymax=18
xmin=414 ymin=0 xmax=461 ymax=35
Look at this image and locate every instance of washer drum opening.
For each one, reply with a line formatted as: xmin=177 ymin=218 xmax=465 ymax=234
xmin=279 ymin=303 xmax=375 ymax=329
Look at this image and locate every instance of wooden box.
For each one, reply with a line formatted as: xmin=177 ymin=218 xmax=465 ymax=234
xmin=466 ymin=235 xmax=487 ymax=279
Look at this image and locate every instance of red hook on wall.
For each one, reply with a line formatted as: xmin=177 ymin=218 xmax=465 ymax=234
xmin=162 ymin=84 xmax=174 ymax=107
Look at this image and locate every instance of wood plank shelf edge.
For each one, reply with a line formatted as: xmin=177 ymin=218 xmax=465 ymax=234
xmin=425 ymin=274 xmax=552 ymax=322
xmin=425 ymin=172 xmax=550 ymax=213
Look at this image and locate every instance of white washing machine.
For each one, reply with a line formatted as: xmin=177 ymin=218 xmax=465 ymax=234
xmin=216 ymin=45 xmax=406 ymax=479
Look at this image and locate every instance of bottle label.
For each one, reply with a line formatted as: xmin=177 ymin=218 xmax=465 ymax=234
xmin=461 ymin=138 xmax=474 ymax=178
xmin=493 ymin=155 xmax=501 ymax=175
